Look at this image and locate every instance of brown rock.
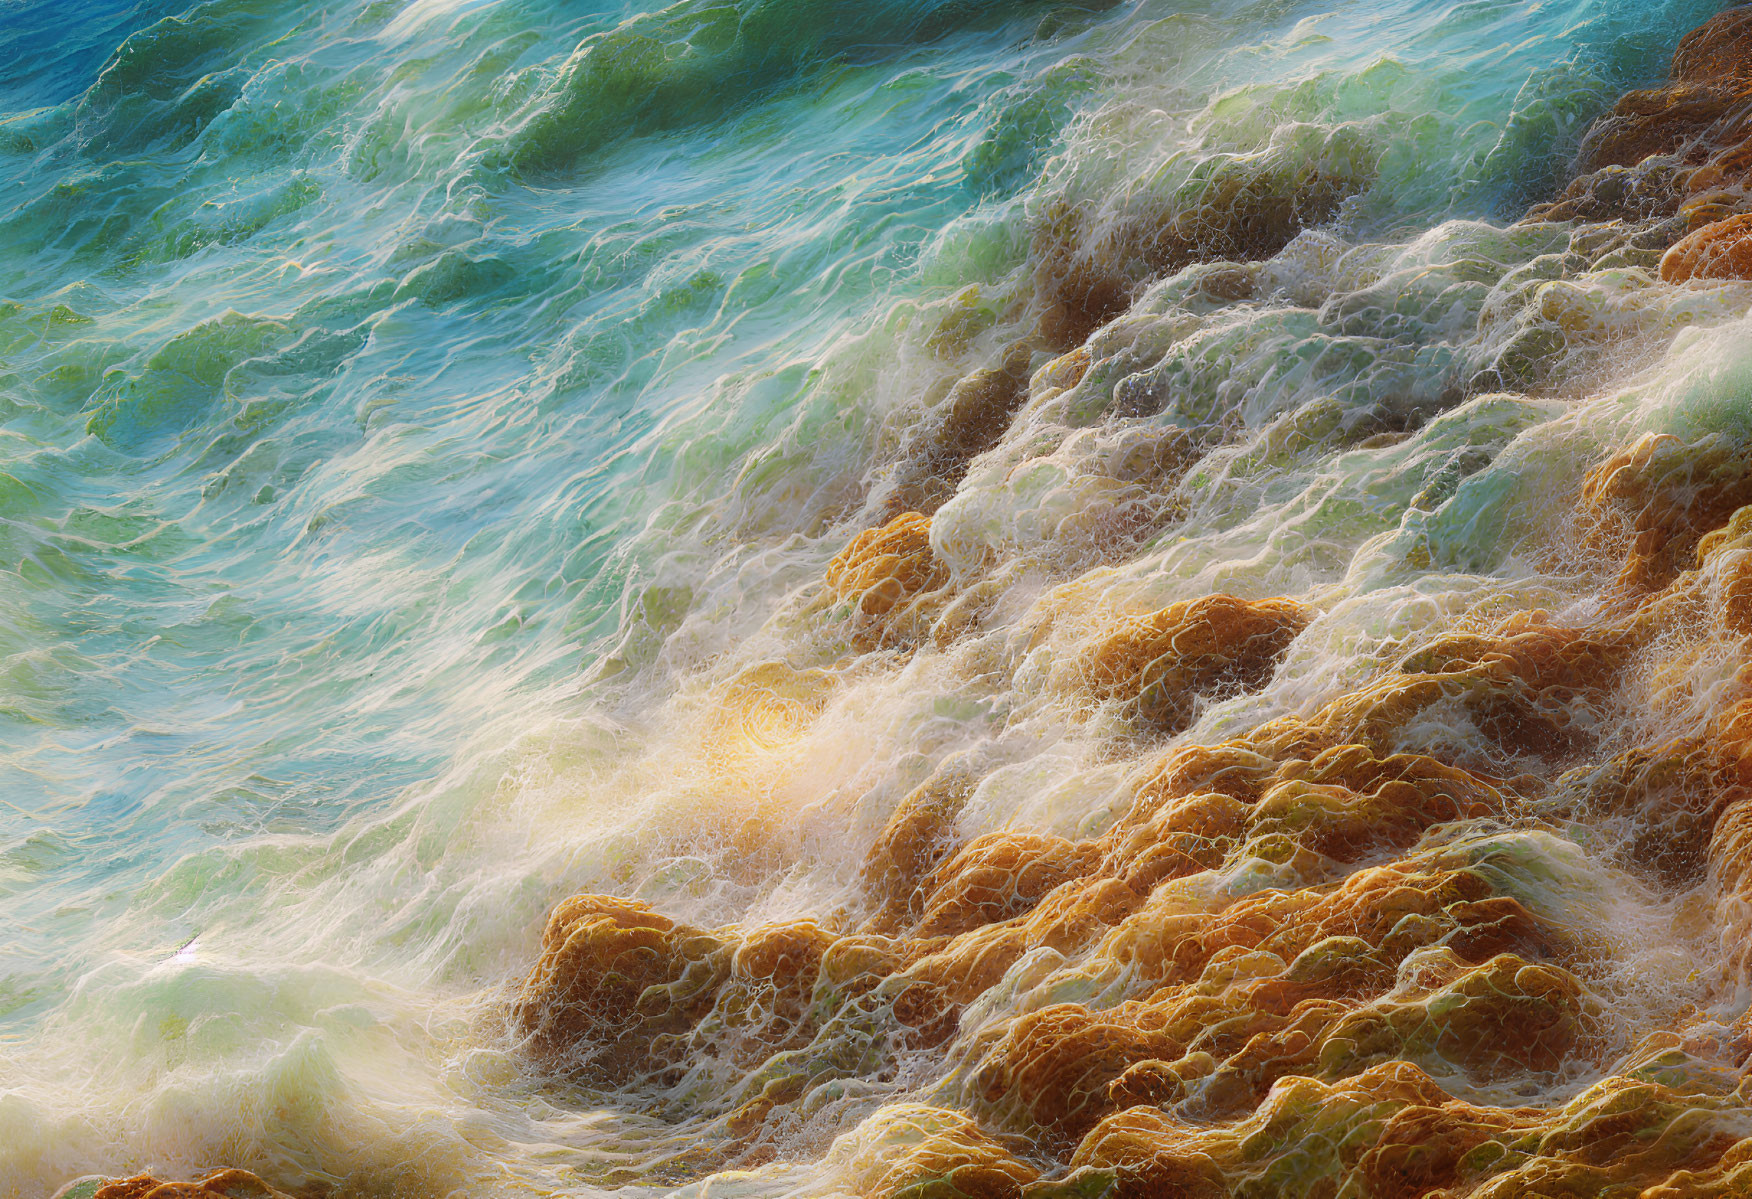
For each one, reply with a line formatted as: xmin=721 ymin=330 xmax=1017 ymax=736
xmin=92 ymin=1173 xmax=293 ymax=1199
xmin=1662 ymin=211 xmax=1752 ymax=280
xmin=1065 ymin=594 xmax=1310 ymax=735
xmin=826 ymin=511 xmax=951 ymax=646
xmin=512 ymin=894 xmax=731 ymax=1079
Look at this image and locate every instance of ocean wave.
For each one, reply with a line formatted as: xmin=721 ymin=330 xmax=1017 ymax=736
xmin=7 ymin=1 xmax=1752 ymax=1197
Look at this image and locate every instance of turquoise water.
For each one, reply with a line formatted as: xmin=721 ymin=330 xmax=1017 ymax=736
xmin=0 ymin=0 xmax=1745 ymax=1193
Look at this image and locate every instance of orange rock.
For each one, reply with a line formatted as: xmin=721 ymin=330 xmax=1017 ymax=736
xmin=1697 ymin=505 xmax=1752 ymax=635
xmin=1072 ymin=1062 xmax=1541 ymax=1199
xmin=1012 ymin=874 xmax=1152 ymax=954
xmin=512 ymin=895 xmax=731 ymax=1078
xmin=815 ymin=932 xmax=938 ymax=1004
xmin=1708 ymin=712 xmax=1752 ymax=981
xmin=913 ymin=833 xmax=1103 ymax=939
xmin=1662 ymin=211 xmax=1752 ymax=281
xmin=1068 ymin=594 xmax=1309 ymax=734
xmin=1032 ymin=345 xmax=1091 ymax=394
xmin=92 ymin=1173 xmax=293 ymax=1199
xmin=972 ymin=1002 xmax=1186 ymax=1147
xmin=827 ymin=511 xmax=948 ymax=619
xmin=1641 ymin=1138 xmax=1752 ymax=1199
xmin=1670 ymin=8 xmax=1752 ymax=83
xmin=1244 ymin=747 xmax=1502 ymax=863
xmin=1532 ymin=9 xmax=1752 ymax=226
xmin=956 ymin=854 xmax=1585 ymax=1143
xmin=1285 ymin=621 xmax=1637 ymax=762
xmin=1581 ymin=432 xmax=1752 ymax=599
xmin=1135 ymin=741 xmax=1283 ymax=803
xmin=467 ymin=12 xmax=1752 ymax=1194
xmin=862 ymin=765 xmax=978 ymax=933
xmin=1464 ymin=1077 xmax=1752 ymax=1199
xmin=1104 ymin=1058 xmax=1187 ymax=1111
xmin=1105 ymin=861 xmax=1567 ymax=989
xmin=1359 ymin=1102 xmax=1536 ymax=1199
xmin=1102 ymin=789 xmax=1248 ymax=892
xmin=517 ymin=404 xmax=1752 ymax=1190
xmin=1068 ymin=1103 xmax=1230 ymax=1199
xmin=710 ymin=919 xmax=838 ymax=1065
xmin=849 ymin=1108 xmax=1041 ymax=1199
xmin=826 ymin=511 xmax=951 ymax=645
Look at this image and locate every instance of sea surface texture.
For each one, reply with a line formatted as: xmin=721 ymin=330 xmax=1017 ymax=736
xmin=9 ymin=0 xmax=1752 ymax=1195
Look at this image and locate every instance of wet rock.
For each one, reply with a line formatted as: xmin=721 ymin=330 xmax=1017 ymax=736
xmin=1535 ymin=9 xmax=1752 ymax=229
xmin=913 ymin=834 xmax=1103 ymax=939
xmin=1061 ymin=594 xmax=1310 ymax=735
xmin=512 ymin=894 xmax=732 ymax=1079
xmin=1578 ymin=8 xmax=1752 ymax=172
xmin=1031 ymin=124 xmax=1376 ymax=348
xmin=839 ymin=1106 xmax=1041 ymax=1199
xmin=891 ymin=346 xmax=1038 ymax=516
xmin=862 ymin=764 xmax=981 ymax=933
xmin=1580 ymin=431 xmax=1752 ymax=599
xmin=515 ymin=259 xmax=1752 ymax=1190
xmin=826 ymin=511 xmax=952 ymax=646
xmin=710 ymin=919 xmax=838 ymax=1064
xmin=90 ymin=1173 xmax=295 ymax=1199
xmin=1662 ymin=211 xmax=1752 ymax=280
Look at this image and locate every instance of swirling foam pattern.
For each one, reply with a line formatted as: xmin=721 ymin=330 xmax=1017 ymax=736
xmin=6 ymin=0 xmax=1752 ymax=1195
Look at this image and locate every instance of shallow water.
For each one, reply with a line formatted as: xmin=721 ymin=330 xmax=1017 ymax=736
xmin=3 ymin=0 xmax=1752 ymax=1195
